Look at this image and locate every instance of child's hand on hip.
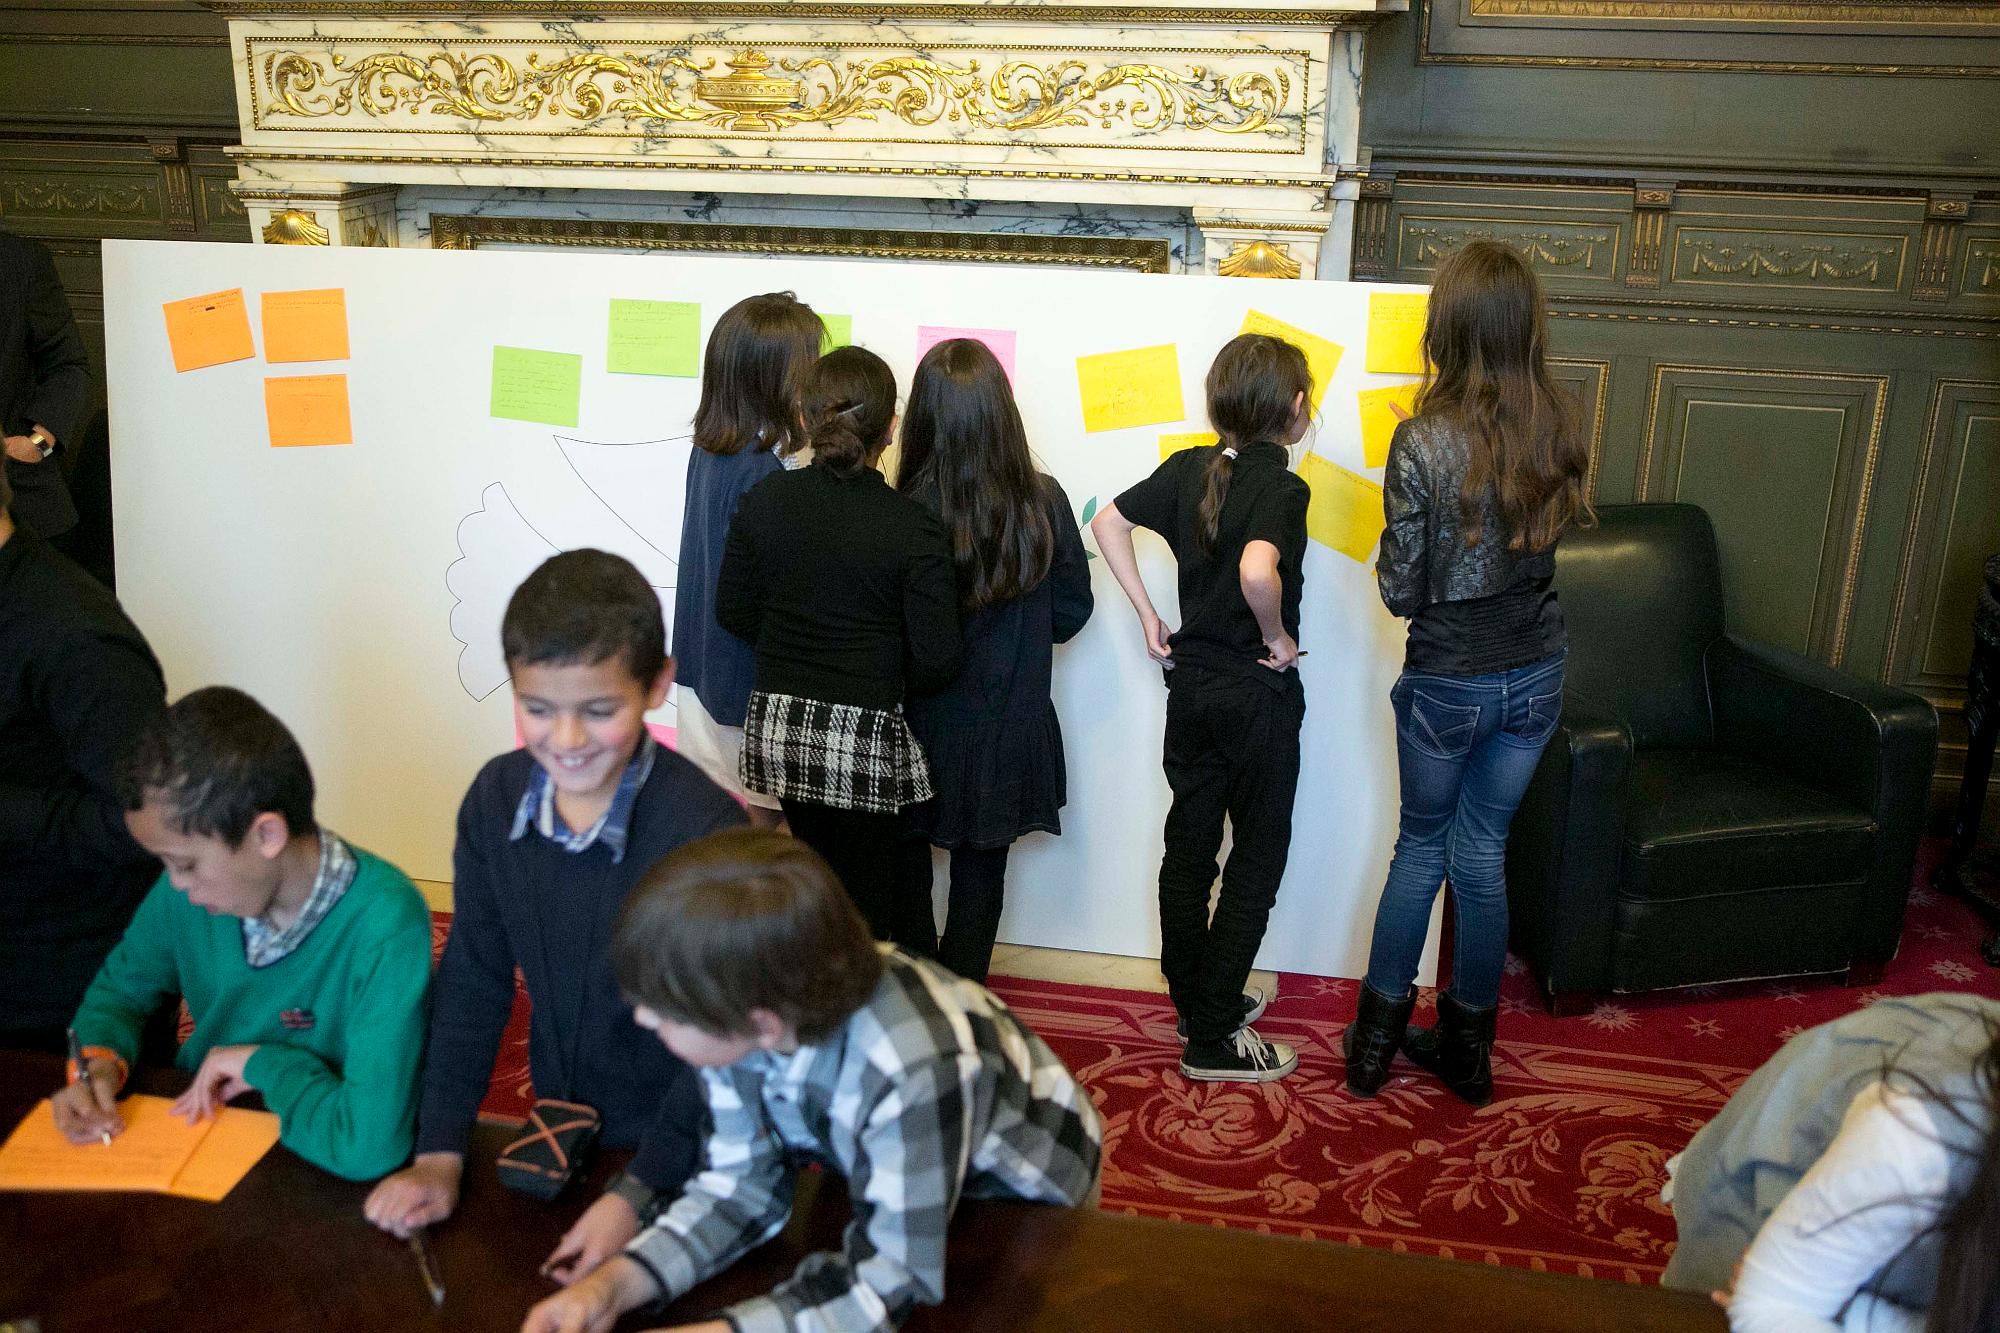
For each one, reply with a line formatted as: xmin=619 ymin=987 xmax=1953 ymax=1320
xmin=1141 ymin=612 xmax=1175 ymax=667
xmin=1259 ymin=632 xmax=1300 ymax=672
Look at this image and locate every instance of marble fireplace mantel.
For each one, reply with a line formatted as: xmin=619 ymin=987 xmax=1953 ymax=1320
xmin=202 ymin=0 xmax=1406 ymax=278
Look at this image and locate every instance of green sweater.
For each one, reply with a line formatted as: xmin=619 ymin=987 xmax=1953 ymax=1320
xmin=71 ymin=843 xmax=433 ymax=1181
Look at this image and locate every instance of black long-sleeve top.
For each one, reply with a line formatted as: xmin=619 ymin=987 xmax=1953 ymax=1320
xmin=715 ymin=461 xmax=962 ymax=710
xmin=1 ymin=230 xmax=91 ymax=539
xmin=0 ymin=526 xmax=165 ymax=1034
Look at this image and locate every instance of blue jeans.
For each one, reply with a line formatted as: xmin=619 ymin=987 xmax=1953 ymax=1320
xmin=1361 ymin=651 xmax=1565 ymax=1009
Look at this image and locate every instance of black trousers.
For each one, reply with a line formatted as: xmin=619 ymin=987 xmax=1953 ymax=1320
xmin=1157 ymin=670 xmax=1304 ymax=1046
xmin=784 ymin=799 xmax=934 ymax=952
xmin=902 ymin=836 xmax=1012 ymax=984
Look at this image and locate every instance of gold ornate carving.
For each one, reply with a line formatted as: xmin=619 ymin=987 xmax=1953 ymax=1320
xmin=1675 ymin=232 xmax=1905 ymax=291
xmin=1963 ymin=238 xmax=2000 ymax=296
xmin=427 ymin=214 xmax=1173 ymax=272
xmin=344 ymin=216 xmax=391 ymax=247
xmin=261 ymin=45 xmax=1292 ymax=138
xmin=1467 ymin=0 xmax=1995 ymax=20
xmin=1401 ymin=221 xmax=1615 ymax=274
xmin=7 ymin=179 xmax=156 ymax=219
xmin=262 ymin=208 xmax=329 ymax=244
xmin=207 ymin=2 xmax=1384 ymax=24
xmin=1217 ymin=239 xmax=1302 ymax=279
xmin=198 ymin=176 xmax=248 ymax=223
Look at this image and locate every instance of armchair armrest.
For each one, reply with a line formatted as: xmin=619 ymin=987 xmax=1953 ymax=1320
xmin=1505 ymin=688 xmax=1634 ymax=998
xmin=1707 ymin=635 xmax=1938 ymax=962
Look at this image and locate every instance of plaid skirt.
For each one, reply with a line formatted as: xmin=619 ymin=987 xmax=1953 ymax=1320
xmin=741 ymin=690 xmax=934 ymax=815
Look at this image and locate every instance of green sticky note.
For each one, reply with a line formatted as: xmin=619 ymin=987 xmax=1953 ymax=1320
xmin=491 ymin=346 xmax=582 ymax=427
xmin=607 ymin=299 xmax=700 ymax=377
xmin=820 ymin=314 xmax=852 ymax=352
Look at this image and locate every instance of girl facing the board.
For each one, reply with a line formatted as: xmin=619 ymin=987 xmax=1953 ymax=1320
xmin=1091 ymin=333 xmax=1313 ymax=1084
xmin=671 ymin=292 xmax=824 ymax=829
xmin=895 ymin=337 xmax=1094 ymax=984
xmin=1344 ymin=239 xmax=1591 ymax=1105
xmin=714 ymin=346 xmax=961 ymax=946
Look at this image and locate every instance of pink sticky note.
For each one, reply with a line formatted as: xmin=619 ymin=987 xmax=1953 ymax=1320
xmin=915 ymin=326 xmax=1017 ymax=382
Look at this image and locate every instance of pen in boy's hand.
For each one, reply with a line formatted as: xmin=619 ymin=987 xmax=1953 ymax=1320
xmin=65 ymin=1027 xmax=114 ymax=1147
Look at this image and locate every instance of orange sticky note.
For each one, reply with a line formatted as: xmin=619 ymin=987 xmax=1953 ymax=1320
xmin=1300 ymin=452 xmax=1385 ymax=562
xmin=163 ymin=288 xmax=256 ymax=373
xmin=1365 ymin=292 xmax=1429 ymax=375
xmin=1357 ymin=383 xmax=1421 ymax=468
xmin=264 ymin=374 xmax=353 ymax=447
xmin=262 ymin=288 xmax=350 ymax=364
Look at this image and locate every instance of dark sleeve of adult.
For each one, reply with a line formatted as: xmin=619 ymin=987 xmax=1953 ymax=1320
xmin=24 ymin=240 xmax=90 ymax=447
xmin=1045 ymin=481 xmax=1094 ymax=645
xmin=0 ymin=623 xmax=163 ymax=870
xmin=902 ymin=509 xmax=963 ymax=695
xmin=713 ymin=489 xmax=764 ymax=645
xmin=1110 ymin=450 xmax=1186 ymax=538
xmin=624 ymin=1060 xmax=707 ymax=1195
xmin=412 ymin=771 xmax=518 ymax=1159
xmin=1375 ymin=421 xmax=1431 ymax=619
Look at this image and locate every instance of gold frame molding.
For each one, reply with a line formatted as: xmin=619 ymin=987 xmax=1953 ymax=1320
xmin=427 ymin=214 xmax=1174 ymax=272
xmin=203 ymin=3 xmax=1392 ymax=25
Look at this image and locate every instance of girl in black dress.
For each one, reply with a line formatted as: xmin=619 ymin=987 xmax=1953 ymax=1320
xmin=895 ymin=338 xmax=1093 ymax=982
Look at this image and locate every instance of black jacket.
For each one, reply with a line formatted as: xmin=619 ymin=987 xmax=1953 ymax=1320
xmin=1376 ymin=414 xmax=1556 ymax=618
xmin=0 ymin=231 xmax=89 ymax=539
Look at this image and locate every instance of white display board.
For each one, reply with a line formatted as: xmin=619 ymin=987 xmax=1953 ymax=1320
xmin=104 ymin=240 xmax=1436 ymax=981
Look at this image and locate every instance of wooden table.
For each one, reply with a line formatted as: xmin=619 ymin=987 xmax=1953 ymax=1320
xmin=0 ymin=1051 xmax=1723 ymax=1331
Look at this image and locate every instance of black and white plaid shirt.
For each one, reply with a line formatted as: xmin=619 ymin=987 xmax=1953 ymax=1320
xmin=241 ymin=827 xmax=355 ymax=968
xmin=624 ymin=950 xmax=1102 ymax=1332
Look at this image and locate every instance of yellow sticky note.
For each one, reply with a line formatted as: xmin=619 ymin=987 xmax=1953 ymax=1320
xmin=162 ymin=288 xmax=256 ymax=373
xmin=1357 ymin=383 xmax=1421 ymax=468
xmin=264 ymin=373 xmax=353 ymax=447
xmin=1240 ymin=310 xmax=1344 ymax=412
xmin=1366 ymin=292 xmax=1429 ymax=375
xmin=1077 ymin=344 xmax=1185 ymax=434
xmin=1300 ymin=452 xmax=1385 ymax=562
xmin=1159 ymin=431 xmax=1219 ymax=461
xmin=261 ymin=288 xmax=350 ymax=364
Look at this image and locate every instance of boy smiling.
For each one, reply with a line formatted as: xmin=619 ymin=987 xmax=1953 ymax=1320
xmin=366 ymin=549 xmax=745 ymax=1282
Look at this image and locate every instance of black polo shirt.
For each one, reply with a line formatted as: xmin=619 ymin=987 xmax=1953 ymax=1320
xmin=1113 ymin=440 xmax=1309 ymax=682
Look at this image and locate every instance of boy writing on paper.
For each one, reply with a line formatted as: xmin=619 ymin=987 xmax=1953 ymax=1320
xmin=50 ymin=686 xmax=433 ymax=1181
xmin=365 ymin=549 xmax=746 ymax=1281
xmin=521 ymin=829 xmax=1102 ymax=1333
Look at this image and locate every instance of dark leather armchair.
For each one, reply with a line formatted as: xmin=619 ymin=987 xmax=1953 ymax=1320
xmin=1505 ymin=504 xmax=1938 ymax=1014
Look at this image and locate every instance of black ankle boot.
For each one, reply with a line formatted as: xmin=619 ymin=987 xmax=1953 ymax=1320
xmin=1343 ymin=984 xmax=1415 ymax=1097
xmin=1402 ymin=991 xmax=1498 ymax=1106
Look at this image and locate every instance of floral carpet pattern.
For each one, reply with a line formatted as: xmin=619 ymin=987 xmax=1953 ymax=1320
xmin=450 ymin=849 xmax=2000 ymax=1283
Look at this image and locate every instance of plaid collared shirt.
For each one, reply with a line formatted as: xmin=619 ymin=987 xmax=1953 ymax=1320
xmin=241 ymin=828 xmax=356 ymax=969
xmin=624 ymin=950 xmax=1102 ymax=1333
xmin=509 ymin=734 xmax=657 ymax=863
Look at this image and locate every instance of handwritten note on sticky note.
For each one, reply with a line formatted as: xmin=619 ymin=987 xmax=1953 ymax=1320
xmin=1300 ymin=452 xmax=1385 ymax=562
xmin=265 ymin=374 xmax=353 ymax=448
xmin=1240 ymin=310 xmax=1344 ymax=413
xmin=163 ymin=288 xmax=256 ymax=373
xmin=820 ymin=314 xmax=852 ymax=352
xmin=261 ymin=288 xmax=349 ymax=364
xmin=491 ymin=346 xmax=582 ymax=427
xmin=1366 ymin=292 xmax=1429 ymax=375
xmin=1357 ymin=382 xmax=1421 ymax=468
xmin=0 ymin=1094 xmax=276 ymax=1201
xmin=608 ymin=299 xmax=700 ymax=377
xmin=1077 ymin=344 xmax=1185 ymax=434
xmin=1159 ymin=432 xmax=1220 ymax=462
xmin=915 ymin=326 xmax=1018 ymax=382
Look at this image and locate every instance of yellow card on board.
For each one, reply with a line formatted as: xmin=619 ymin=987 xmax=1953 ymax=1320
xmin=1300 ymin=452 xmax=1385 ymax=562
xmin=1076 ymin=344 xmax=1185 ymax=434
xmin=1356 ymin=382 xmax=1421 ymax=468
xmin=1239 ymin=310 xmax=1344 ymax=413
xmin=1159 ymin=431 xmax=1219 ymax=461
xmin=1365 ymin=292 xmax=1429 ymax=375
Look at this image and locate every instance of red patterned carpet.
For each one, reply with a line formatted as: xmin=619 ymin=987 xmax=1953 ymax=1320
xmin=444 ymin=849 xmax=2000 ymax=1284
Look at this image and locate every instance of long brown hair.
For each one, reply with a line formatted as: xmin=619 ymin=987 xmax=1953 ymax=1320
xmin=1915 ymin=1025 xmax=2000 ymax=1333
xmin=897 ymin=338 xmax=1053 ymax=609
xmin=691 ymin=292 xmax=823 ymax=458
xmin=1197 ymin=333 xmax=1311 ymax=552
xmin=1413 ymin=240 xmax=1590 ymax=552
xmin=802 ymin=345 xmax=896 ymax=480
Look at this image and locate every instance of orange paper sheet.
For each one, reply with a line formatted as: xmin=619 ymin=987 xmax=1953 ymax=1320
xmin=163 ymin=288 xmax=256 ymax=373
xmin=262 ymin=288 xmax=350 ymax=364
xmin=0 ymin=1095 xmax=279 ymax=1201
xmin=264 ymin=374 xmax=353 ymax=448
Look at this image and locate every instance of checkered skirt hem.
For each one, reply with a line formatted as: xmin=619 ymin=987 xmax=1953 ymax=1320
xmin=741 ymin=690 xmax=933 ymax=815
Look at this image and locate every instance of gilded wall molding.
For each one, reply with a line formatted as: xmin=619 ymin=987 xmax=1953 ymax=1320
xmin=1465 ymin=0 xmax=1997 ymax=22
xmin=203 ymin=2 xmax=1391 ymax=25
xmin=427 ymin=214 xmax=1175 ymax=272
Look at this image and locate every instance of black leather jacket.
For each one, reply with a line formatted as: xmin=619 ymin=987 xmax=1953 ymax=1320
xmin=1375 ymin=414 xmax=1555 ymax=618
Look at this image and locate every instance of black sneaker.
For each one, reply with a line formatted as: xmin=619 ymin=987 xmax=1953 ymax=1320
xmin=1179 ymin=1026 xmax=1298 ymax=1083
xmin=1175 ymin=988 xmax=1270 ymax=1042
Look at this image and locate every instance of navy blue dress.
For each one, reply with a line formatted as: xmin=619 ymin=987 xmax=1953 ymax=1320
xmin=673 ymin=444 xmax=785 ymax=728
